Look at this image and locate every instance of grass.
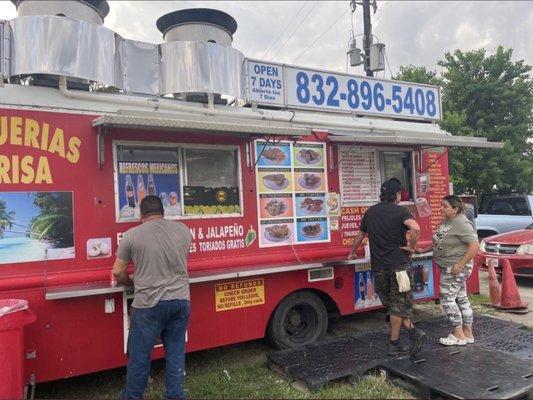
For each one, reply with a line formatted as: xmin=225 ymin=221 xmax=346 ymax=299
xmin=468 ymin=293 xmax=497 ymax=315
xmin=36 ymin=339 xmax=412 ymax=399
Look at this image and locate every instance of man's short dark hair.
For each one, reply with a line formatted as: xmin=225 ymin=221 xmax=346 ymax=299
xmin=140 ymin=195 xmax=164 ymax=217
xmin=380 ymin=178 xmax=402 ymax=202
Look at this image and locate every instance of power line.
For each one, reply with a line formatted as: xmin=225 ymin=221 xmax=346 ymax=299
xmin=373 ymin=9 xmax=383 ymax=28
xmin=383 ymin=47 xmax=394 ymax=78
xmin=292 ymin=6 xmax=351 ymax=64
xmin=261 ymin=1 xmax=309 ymax=59
xmin=270 ymin=1 xmax=320 ymax=61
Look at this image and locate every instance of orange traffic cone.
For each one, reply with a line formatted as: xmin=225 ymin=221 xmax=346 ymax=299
xmin=495 ymin=259 xmax=528 ymax=311
xmin=487 ymin=259 xmax=501 ymax=306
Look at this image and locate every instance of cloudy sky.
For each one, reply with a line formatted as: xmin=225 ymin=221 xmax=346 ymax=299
xmin=1 ymin=1 xmax=532 ymax=78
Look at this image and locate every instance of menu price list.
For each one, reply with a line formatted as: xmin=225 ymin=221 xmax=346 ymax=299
xmin=339 ymin=206 xmax=369 ymax=247
xmin=425 ymin=151 xmax=447 ymax=232
xmin=339 ymin=146 xmax=379 ymax=203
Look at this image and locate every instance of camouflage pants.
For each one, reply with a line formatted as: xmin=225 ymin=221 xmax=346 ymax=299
xmin=374 ymin=263 xmax=414 ymax=318
xmin=439 ymin=263 xmax=474 ymax=327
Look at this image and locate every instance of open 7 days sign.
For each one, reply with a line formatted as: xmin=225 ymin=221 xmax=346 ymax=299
xmin=245 ymin=59 xmax=442 ymax=122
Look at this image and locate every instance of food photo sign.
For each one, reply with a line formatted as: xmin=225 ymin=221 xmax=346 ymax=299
xmin=255 ymin=140 xmax=330 ymax=247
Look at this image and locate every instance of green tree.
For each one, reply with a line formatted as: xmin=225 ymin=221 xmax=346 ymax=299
xmin=29 ymin=193 xmax=74 ymax=247
xmin=439 ymin=46 xmax=533 ymax=195
xmin=0 ymin=199 xmax=15 ymax=238
xmin=393 ymin=65 xmax=441 ymax=86
xmin=395 ymin=48 xmax=533 ymax=197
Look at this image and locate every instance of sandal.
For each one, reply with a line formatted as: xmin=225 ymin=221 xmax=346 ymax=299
xmin=439 ymin=334 xmax=467 ymax=346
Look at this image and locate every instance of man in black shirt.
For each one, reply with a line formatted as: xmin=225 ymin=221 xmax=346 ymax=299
xmin=348 ymin=178 xmax=427 ymax=356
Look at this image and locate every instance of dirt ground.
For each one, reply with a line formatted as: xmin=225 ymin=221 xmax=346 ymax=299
xmin=326 ymin=300 xmax=444 ymax=339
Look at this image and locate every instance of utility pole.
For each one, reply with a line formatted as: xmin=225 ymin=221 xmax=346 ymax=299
xmin=348 ymin=0 xmax=382 ymax=75
xmin=362 ymin=0 xmax=373 ymax=77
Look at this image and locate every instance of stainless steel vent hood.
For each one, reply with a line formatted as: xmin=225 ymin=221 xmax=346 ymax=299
xmin=3 ymin=5 xmax=242 ymax=99
xmin=9 ymin=0 xmax=111 ymax=90
xmin=157 ymin=8 xmax=237 ymax=46
xmin=156 ymin=8 xmax=244 ymax=101
xmin=11 ymin=0 xmax=109 ymax=25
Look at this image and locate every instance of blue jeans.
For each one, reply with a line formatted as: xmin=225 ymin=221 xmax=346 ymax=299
xmin=122 ymin=299 xmax=190 ymax=400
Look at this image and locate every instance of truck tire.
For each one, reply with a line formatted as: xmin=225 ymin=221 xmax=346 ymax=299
xmin=267 ymin=291 xmax=327 ymax=349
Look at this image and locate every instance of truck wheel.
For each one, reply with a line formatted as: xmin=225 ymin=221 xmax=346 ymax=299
xmin=267 ymin=291 xmax=327 ymax=349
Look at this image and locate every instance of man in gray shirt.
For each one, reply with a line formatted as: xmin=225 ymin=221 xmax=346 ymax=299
xmin=113 ymin=195 xmax=192 ymax=400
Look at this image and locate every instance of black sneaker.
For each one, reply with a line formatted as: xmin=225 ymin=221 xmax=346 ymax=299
xmin=409 ymin=327 xmax=427 ymax=356
xmin=387 ymin=342 xmax=409 ymax=357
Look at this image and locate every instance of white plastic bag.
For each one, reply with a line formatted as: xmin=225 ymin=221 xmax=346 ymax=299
xmin=395 ymin=271 xmax=411 ymax=293
xmin=415 ymin=198 xmax=432 ymax=218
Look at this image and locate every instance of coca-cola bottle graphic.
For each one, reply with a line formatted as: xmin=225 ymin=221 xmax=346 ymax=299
xmin=147 ymin=174 xmax=156 ymax=195
xmin=358 ymin=273 xmax=366 ymax=301
xmin=137 ymin=175 xmax=146 ymax=203
xmin=366 ymin=273 xmax=374 ymax=302
xmin=125 ymin=175 xmax=135 ymax=208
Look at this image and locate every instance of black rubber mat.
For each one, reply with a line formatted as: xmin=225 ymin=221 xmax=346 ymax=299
xmin=267 ymin=337 xmax=388 ymax=391
xmin=354 ymin=329 xmax=410 ymax=352
xmin=267 ymin=314 xmax=532 ymax=397
xmin=410 ymin=314 xmax=523 ymax=355
xmin=380 ymin=346 xmax=533 ymax=399
xmin=478 ymin=328 xmax=533 ymax=362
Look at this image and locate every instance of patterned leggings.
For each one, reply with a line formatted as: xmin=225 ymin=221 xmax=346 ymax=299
xmin=439 ymin=263 xmax=474 ymax=327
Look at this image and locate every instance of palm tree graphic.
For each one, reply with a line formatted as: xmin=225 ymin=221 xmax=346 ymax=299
xmin=0 ymin=199 xmax=16 ymax=238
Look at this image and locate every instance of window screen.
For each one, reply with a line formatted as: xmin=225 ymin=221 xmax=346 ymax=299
xmin=183 ymin=148 xmax=241 ymax=215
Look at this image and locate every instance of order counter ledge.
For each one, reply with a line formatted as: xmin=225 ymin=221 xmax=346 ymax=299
xmin=45 ymin=253 xmax=433 ymax=300
xmin=45 ymin=281 xmax=127 ymax=300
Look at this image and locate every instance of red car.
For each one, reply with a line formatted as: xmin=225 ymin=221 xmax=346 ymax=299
xmin=475 ymin=223 xmax=533 ymax=277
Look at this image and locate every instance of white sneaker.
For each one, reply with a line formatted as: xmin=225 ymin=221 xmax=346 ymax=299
xmin=464 ymin=337 xmax=475 ymax=344
xmin=439 ymin=334 xmax=467 ymax=346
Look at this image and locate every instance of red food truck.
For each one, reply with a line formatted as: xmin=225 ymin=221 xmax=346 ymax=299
xmin=0 ymin=1 xmax=502 ymax=394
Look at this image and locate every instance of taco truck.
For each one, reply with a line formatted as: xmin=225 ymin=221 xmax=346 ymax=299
xmin=0 ymin=1 xmax=502 ymax=395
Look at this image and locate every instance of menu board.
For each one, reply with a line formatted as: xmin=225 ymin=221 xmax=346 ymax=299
xmin=424 ymin=149 xmax=448 ymax=232
xmin=255 ymin=140 xmax=329 ymax=247
xmin=339 ymin=146 xmax=379 ymax=203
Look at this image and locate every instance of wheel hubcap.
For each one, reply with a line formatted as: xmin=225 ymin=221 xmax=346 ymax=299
xmin=284 ymin=304 xmax=317 ymax=341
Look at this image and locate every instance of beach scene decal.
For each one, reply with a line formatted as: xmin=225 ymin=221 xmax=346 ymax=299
xmin=0 ymin=191 xmax=75 ymax=264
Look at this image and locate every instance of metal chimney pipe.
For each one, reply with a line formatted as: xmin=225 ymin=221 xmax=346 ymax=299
xmin=156 ymin=8 xmax=237 ymax=47
xmin=11 ymin=0 xmax=109 ymax=25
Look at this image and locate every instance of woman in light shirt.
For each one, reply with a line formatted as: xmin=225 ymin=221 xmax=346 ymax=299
xmin=418 ymin=195 xmax=479 ymax=345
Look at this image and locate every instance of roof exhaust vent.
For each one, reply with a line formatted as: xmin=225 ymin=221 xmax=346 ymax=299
xmin=9 ymin=0 xmax=110 ymax=90
xmin=156 ymin=9 xmax=241 ymax=104
xmin=156 ymin=8 xmax=237 ymax=47
xmin=11 ymin=0 xmax=109 ymax=25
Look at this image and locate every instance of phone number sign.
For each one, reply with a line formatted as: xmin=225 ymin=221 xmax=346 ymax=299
xmin=245 ymin=60 xmax=441 ymax=121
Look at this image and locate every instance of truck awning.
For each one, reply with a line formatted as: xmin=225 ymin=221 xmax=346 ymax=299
xmin=328 ymin=131 xmax=503 ymax=149
xmin=92 ymin=113 xmax=308 ymax=137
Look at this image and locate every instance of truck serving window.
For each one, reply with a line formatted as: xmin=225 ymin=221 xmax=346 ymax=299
xmin=115 ymin=144 xmax=181 ymax=222
xmin=183 ymin=147 xmax=241 ymax=216
xmin=379 ymin=151 xmax=414 ymax=201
